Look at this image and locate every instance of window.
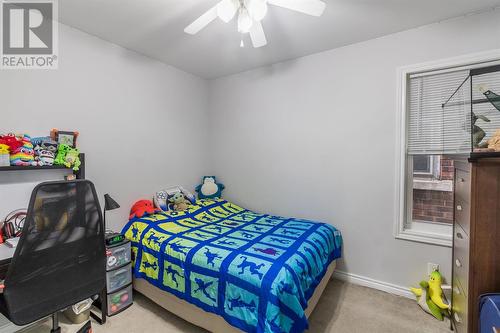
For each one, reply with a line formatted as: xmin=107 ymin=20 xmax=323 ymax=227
xmin=413 ymin=155 xmax=433 ymax=174
xmin=395 ymin=51 xmax=500 ymax=247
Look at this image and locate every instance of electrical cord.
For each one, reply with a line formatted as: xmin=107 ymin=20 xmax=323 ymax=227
xmin=2 ymin=209 xmax=27 ymax=239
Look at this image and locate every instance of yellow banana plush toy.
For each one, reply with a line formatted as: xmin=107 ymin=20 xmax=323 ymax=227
xmin=410 ymin=270 xmax=449 ymax=320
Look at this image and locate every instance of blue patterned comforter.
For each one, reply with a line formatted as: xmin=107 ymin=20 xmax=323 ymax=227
xmin=122 ymin=199 xmax=342 ymax=333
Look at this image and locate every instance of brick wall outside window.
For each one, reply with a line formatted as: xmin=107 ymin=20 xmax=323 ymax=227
xmin=412 ymin=157 xmax=454 ymax=224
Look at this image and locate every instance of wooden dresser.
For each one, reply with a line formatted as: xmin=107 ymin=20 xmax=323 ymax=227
xmin=451 ymin=156 xmax=500 ymax=333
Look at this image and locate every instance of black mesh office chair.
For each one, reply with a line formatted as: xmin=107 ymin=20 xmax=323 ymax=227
xmin=0 ymin=180 xmax=106 ymax=332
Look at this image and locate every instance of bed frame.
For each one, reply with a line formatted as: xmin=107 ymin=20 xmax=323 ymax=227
xmin=133 ymin=260 xmax=336 ymax=333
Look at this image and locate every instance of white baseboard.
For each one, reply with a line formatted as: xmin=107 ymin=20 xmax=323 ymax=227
xmin=332 ymin=270 xmax=414 ymax=299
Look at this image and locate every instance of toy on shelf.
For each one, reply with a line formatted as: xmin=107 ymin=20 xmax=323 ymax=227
xmin=0 ymin=133 xmax=22 ymax=153
xmin=195 ymin=176 xmax=225 ymax=199
xmin=63 ymin=147 xmax=81 ymax=171
xmin=168 ymin=192 xmax=189 ymax=212
xmin=410 ymin=270 xmax=450 ymax=321
xmin=129 ymin=200 xmax=159 ymax=219
xmin=54 ymin=144 xmax=70 ymax=166
xmin=36 ymin=150 xmax=55 ymax=166
xmin=32 ymin=137 xmax=59 ymax=165
xmin=9 ymin=135 xmax=41 ymax=166
xmin=0 ymin=144 xmax=9 ymax=166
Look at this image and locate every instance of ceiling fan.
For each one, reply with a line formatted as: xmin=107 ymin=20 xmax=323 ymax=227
xmin=184 ymin=0 xmax=326 ymax=48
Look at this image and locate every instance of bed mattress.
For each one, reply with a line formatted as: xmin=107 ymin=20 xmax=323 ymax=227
xmin=122 ymin=199 xmax=342 ymax=333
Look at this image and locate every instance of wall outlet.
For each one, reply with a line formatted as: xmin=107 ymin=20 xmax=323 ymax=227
xmin=428 ymin=263 xmax=440 ymax=275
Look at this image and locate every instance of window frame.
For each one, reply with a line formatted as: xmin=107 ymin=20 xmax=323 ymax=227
xmin=394 ymin=49 xmax=500 ymax=247
xmin=413 ymin=155 xmax=439 ymax=178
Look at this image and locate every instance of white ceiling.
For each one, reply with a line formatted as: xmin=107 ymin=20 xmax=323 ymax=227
xmin=59 ymin=0 xmax=500 ymax=79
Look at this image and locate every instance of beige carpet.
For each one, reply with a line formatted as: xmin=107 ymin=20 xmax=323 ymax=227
xmin=25 ymin=279 xmax=450 ymax=333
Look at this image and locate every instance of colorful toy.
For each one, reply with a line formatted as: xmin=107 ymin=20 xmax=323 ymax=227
xmin=0 ymin=144 xmax=9 ymax=154
xmin=154 ymin=190 xmax=169 ymax=212
xmin=0 ymin=144 xmax=9 ymax=166
xmin=54 ymin=144 xmax=70 ymax=166
xmin=129 ymin=200 xmax=159 ymax=219
xmin=63 ymin=147 xmax=81 ymax=171
xmin=168 ymin=192 xmax=189 ymax=212
xmin=42 ymin=138 xmax=58 ymax=154
xmin=0 ymin=133 xmax=22 ymax=152
xmin=36 ymin=149 xmax=55 ymax=166
xmin=9 ymin=135 xmax=41 ymax=166
xmin=410 ymin=270 xmax=449 ymax=321
xmin=195 ymin=176 xmax=225 ymax=199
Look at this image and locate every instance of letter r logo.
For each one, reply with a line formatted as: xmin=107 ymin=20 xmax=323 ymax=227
xmin=2 ymin=2 xmax=53 ymax=54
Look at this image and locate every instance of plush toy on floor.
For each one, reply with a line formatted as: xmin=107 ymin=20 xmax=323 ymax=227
xmin=410 ymin=270 xmax=450 ymax=321
xmin=195 ymin=176 xmax=225 ymax=199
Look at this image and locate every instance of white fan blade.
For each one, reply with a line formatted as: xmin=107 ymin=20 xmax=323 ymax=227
xmin=267 ymin=0 xmax=326 ymax=16
xmin=184 ymin=6 xmax=218 ymax=35
xmin=249 ymin=21 xmax=267 ymax=48
xmin=217 ymin=0 xmax=238 ymax=23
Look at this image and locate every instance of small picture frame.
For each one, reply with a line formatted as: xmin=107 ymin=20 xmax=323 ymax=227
xmin=51 ymin=129 xmax=79 ymax=148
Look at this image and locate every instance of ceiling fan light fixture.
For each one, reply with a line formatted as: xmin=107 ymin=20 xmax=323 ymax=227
xmin=246 ymin=0 xmax=268 ymax=21
xmin=237 ymin=8 xmax=253 ymax=33
xmin=217 ymin=0 xmax=238 ymax=23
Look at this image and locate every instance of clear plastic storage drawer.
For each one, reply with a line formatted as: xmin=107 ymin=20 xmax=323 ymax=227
xmin=106 ymin=241 xmax=131 ymax=271
xmin=106 ymin=263 xmax=132 ymax=293
xmin=107 ymin=284 xmax=133 ymax=316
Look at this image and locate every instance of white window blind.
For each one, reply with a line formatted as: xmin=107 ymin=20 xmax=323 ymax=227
xmin=407 ymin=70 xmax=471 ymax=155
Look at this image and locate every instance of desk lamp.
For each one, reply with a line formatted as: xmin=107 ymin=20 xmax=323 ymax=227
xmin=103 ymin=194 xmax=120 ymax=230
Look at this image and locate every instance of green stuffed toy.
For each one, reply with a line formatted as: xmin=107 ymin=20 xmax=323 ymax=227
xmin=168 ymin=192 xmax=189 ymax=212
xmin=54 ymin=144 xmax=70 ymax=166
xmin=64 ymin=147 xmax=81 ymax=171
xmin=54 ymin=144 xmax=81 ymax=171
xmin=410 ymin=270 xmax=450 ymax=320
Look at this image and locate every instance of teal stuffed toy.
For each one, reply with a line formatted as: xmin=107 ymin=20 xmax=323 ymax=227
xmin=195 ymin=176 xmax=225 ymax=199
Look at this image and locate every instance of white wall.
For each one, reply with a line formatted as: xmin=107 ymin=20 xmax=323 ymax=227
xmin=208 ymin=10 xmax=500 ymax=288
xmin=0 ymin=23 xmax=210 ymax=231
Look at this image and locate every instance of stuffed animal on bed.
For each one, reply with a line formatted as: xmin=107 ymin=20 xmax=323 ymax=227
xmin=195 ymin=176 xmax=225 ymax=199
xmin=129 ymin=200 xmax=159 ymax=219
xmin=168 ymin=192 xmax=190 ymax=212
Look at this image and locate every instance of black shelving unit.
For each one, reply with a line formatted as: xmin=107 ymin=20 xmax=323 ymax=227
xmin=0 ymin=153 xmax=85 ymax=179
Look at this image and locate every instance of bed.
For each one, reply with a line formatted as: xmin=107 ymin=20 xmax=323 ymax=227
xmin=121 ymin=199 xmax=342 ymax=333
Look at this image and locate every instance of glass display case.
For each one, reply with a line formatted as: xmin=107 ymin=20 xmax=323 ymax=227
xmin=442 ymin=64 xmax=500 ymax=157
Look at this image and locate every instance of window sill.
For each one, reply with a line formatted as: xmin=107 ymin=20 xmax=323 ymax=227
xmin=395 ymin=224 xmax=452 ymax=247
xmin=413 ymin=179 xmax=453 ymax=192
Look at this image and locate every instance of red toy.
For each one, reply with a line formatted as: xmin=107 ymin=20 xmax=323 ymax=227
xmin=0 ymin=133 xmax=22 ymax=152
xmin=129 ymin=200 xmax=159 ymax=219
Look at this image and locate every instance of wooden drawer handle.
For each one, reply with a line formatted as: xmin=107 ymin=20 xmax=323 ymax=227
xmin=456 ymin=205 xmax=463 ymax=211
xmin=458 ymin=178 xmax=465 ymax=183
xmin=453 ymin=286 xmax=461 ymax=295
xmin=455 ymin=259 xmax=462 ymax=268
xmin=456 ymin=232 xmax=463 ymax=239
xmin=454 ymin=312 xmax=461 ymax=323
